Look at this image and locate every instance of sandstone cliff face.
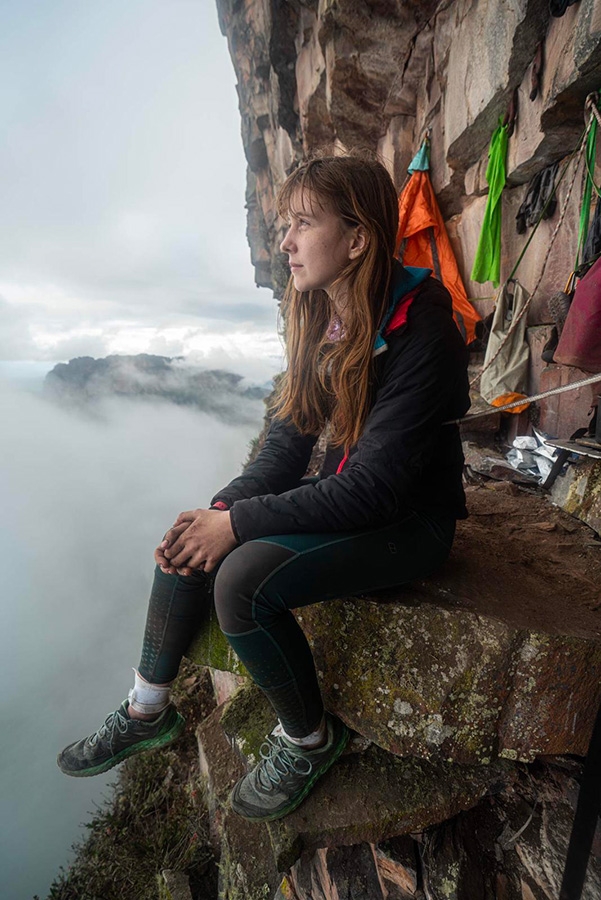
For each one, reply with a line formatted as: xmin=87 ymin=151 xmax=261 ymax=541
xmin=217 ymin=0 xmax=601 ymax=281
xmin=203 ymin=4 xmax=601 ymax=899
xmin=217 ymin=0 xmax=601 ymax=435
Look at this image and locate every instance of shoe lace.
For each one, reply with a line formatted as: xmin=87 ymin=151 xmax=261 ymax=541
xmin=257 ymin=736 xmax=313 ymax=790
xmin=89 ymin=709 xmax=129 ymax=747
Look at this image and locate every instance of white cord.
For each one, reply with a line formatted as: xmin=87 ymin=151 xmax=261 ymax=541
xmin=447 ymin=372 xmax=601 ymax=425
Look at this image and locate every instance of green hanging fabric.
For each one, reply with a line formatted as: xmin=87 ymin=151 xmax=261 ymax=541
xmin=576 ymin=115 xmax=599 ymax=268
xmin=471 ymin=121 xmax=509 ymax=288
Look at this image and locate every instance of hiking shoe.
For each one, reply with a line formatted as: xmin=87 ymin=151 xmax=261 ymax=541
xmin=57 ymin=700 xmax=185 ymax=777
xmin=229 ymin=713 xmax=349 ymax=822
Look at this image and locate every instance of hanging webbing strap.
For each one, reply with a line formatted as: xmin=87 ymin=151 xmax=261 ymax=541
xmin=471 ymin=93 xmax=600 ymax=391
xmin=576 ymin=109 xmax=599 ymax=268
xmin=559 ymin=698 xmax=601 ymax=899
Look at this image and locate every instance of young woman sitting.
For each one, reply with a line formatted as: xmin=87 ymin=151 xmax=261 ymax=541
xmin=58 ymin=154 xmax=470 ymax=823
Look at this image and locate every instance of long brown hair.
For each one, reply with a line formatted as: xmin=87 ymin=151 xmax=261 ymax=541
xmin=273 ymin=154 xmax=399 ymax=449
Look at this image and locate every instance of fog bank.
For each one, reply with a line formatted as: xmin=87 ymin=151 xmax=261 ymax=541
xmin=0 ymin=378 xmax=261 ymax=898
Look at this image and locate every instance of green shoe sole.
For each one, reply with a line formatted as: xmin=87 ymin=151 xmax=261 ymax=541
xmin=57 ymin=712 xmax=186 ymax=778
xmin=230 ymin=722 xmax=350 ymax=823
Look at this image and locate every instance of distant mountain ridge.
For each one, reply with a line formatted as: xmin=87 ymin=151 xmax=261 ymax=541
xmin=44 ymin=354 xmax=269 ymax=424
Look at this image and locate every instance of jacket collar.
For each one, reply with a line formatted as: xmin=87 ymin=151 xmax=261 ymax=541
xmin=373 ymin=261 xmax=431 ymax=356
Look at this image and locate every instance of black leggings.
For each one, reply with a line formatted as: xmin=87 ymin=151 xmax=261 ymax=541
xmin=137 ymin=511 xmax=455 ymax=738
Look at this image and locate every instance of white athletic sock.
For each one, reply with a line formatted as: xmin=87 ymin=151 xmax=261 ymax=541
xmin=128 ymin=669 xmax=172 ymax=716
xmin=272 ymin=716 xmax=327 ymax=750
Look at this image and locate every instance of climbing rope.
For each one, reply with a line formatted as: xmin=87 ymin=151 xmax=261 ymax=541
xmin=448 ymin=371 xmax=601 ymax=425
xmin=587 ymin=90 xmax=601 ymax=128
xmin=470 ymin=95 xmax=600 ymax=389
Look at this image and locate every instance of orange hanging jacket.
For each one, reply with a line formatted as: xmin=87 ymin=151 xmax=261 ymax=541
xmin=396 ymin=170 xmax=480 ymax=345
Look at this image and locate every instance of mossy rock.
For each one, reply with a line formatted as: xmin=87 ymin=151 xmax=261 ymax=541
xmin=157 ymin=870 xmax=193 ymax=900
xmin=297 ymin=596 xmax=601 ymax=764
xmin=221 ymin=683 xmax=277 ymax=767
xmin=210 ymin=674 xmax=515 ymax=872
xmin=186 ymin=604 xmax=247 ymax=676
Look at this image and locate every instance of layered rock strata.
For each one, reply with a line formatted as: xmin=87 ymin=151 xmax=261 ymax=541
xmin=195 ymin=678 xmax=601 ymax=900
xmin=217 ymin=0 xmax=601 ymax=437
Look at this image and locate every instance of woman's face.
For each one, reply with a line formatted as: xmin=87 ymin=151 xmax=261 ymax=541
xmin=279 ymin=190 xmax=364 ymax=297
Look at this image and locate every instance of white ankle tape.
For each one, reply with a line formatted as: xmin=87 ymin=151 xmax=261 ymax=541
xmin=128 ymin=669 xmax=171 ymax=715
xmin=275 ymin=716 xmax=327 ymax=749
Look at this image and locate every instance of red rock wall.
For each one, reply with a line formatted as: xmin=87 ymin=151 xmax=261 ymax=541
xmin=217 ymin=0 xmax=601 ymax=438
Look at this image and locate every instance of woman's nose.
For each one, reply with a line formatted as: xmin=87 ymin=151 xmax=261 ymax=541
xmin=280 ymin=226 xmax=295 ymax=254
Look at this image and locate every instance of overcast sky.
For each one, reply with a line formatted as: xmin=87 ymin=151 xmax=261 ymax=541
xmin=0 ymin=6 xmax=283 ymax=894
xmin=0 ymin=0 xmax=282 ymax=382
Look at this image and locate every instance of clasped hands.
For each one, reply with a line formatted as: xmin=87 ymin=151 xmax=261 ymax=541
xmin=154 ymin=508 xmax=237 ymax=576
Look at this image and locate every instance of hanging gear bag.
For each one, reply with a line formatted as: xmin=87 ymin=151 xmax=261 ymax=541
xmin=555 ymin=256 xmax=601 ymax=372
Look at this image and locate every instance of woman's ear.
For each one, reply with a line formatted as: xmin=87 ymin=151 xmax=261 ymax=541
xmin=348 ymin=225 xmax=368 ymax=259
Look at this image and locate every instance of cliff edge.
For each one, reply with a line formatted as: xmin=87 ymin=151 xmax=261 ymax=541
xmin=196 ymin=2 xmax=601 ymax=898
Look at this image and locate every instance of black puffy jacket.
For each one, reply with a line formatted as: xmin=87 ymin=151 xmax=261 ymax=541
xmin=211 ymin=270 xmax=470 ymax=543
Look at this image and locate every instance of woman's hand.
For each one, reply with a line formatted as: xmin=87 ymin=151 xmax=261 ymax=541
xmin=154 ymin=522 xmax=190 ymax=574
xmin=157 ymin=508 xmax=238 ymax=575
